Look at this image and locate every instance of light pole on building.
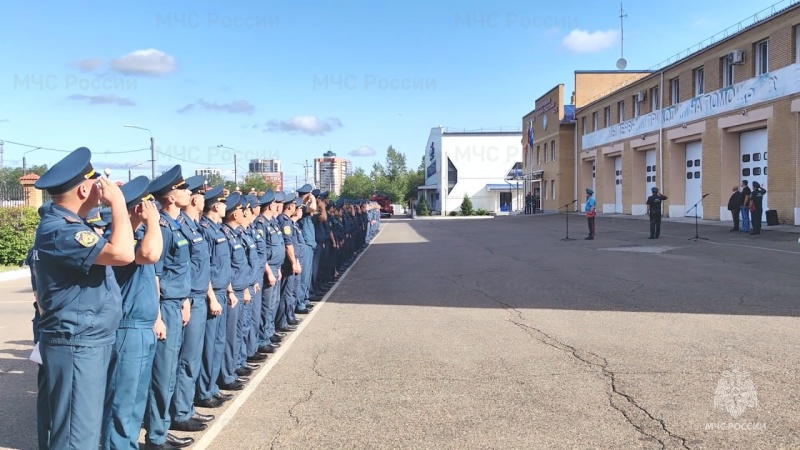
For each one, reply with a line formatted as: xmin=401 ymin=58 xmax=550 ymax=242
xmin=123 ymin=125 xmax=155 ymax=179
xmin=217 ymin=145 xmax=237 ymax=186
xmin=127 ymin=162 xmax=144 ymax=181
xmin=22 ymin=147 xmax=42 ymax=174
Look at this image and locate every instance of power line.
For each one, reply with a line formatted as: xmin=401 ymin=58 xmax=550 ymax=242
xmin=0 ymin=138 xmax=149 ymax=154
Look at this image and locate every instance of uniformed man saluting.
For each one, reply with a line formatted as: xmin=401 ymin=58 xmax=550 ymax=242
xmin=33 ymin=147 xmax=135 ymax=449
xmin=646 ymin=187 xmax=668 ymax=239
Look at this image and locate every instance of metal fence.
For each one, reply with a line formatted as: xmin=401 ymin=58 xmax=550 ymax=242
xmin=0 ymin=183 xmax=25 ymax=207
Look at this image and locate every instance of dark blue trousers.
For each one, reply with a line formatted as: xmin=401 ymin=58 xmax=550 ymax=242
xmin=278 ymin=270 xmax=299 ymax=328
xmin=260 ymin=266 xmax=280 ymax=347
xmin=221 ymin=290 xmax=243 ymax=385
xmin=171 ymin=292 xmax=206 ymax=423
xmin=310 ymin=243 xmax=324 ymax=296
xmin=196 ymin=289 xmax=228 ymax=401
xmin=102 ymin=325 xmax=156 ymax=450
xmin=237 ymin=287 xmax=254 ymax=368
xmin=297 ymin=245 xmax=314 ymax=309
xmin=246 ymin=284 xmax=262 ymax=358
xmin=144 ymin=300 xmax=183 ymax=446
xmin=42 ymin=342 xmax=112 ymax=450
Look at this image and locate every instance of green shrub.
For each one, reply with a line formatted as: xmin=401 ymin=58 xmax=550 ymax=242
xmin=0 ymin=207 xmax=39 ymax=266
xmin=448 ymin=211 xmax=457 ymax=216
xmin=416 ymin=197 xmax=430 ymax=216
xmin=460 ymin=194 xmax=474 ymax=216
xmin=475 ymin=209 xmax=489 ymax=216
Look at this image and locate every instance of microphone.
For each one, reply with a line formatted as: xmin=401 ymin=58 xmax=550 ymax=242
xmin=702 ymin=194 xmax=709 ymax=198
xmin=571 ymin=199 xmax=578 ymax=203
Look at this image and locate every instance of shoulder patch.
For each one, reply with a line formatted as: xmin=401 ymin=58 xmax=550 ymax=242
xmin=178 ymin=215 xmax=186 ymax=224
xmin=201 ymin=220 xmax=210 ymax=228
xmin=63 ymin=215 xmax=81 ymax=224
xmin=283 ymin=225 xmax=292 ymax=235
xmin=159 ymin=217 xmax=169 ymax=227
xmin=74 ymin=230 xmax=99 ymax=247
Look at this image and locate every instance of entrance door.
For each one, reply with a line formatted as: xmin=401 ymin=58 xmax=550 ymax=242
xmin=592 ymin=162 xmax=596 ymax=194
xmin=645 ymin=150 xmax=656 ymax=198
xmin=614 ymin=156 xmax=622 ymax=213
xmin=740 ymin=129 xmax=768 ymax=222
xmin=500 ymin=192 xmax=512 ymax=212
xmin=685 ymin=141 xmax=703 ymax=218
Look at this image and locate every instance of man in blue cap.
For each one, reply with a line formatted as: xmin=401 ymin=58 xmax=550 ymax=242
xmin=33 ymin=147 xmax=135 ymax=449
xmin=219 ymin=192 xmax=251 ymax=391
xmin=144 ymin=165 xmax=193 ymax=450
xmin=308 ymin=189 xmax=329 ymax=302
xmin=237 ymin=195 xmax=267 ymax=373
xmin=85 ymin=206 xmax=109 ymax=235
xmin=170 ymin=175 xmax=215 ymax=434
xmin=252 ymin=191 xmax=282 ymax=357
xmin=294 ymin=184 xmax=317 ymax=314
xmin=276 ymin=193 xmax=301 ymax=333
xmin=101 ymin=176 xmax=171 ymax=449
xmin=246 ymin=194 xmax=270 ymax=364
xmin=585 ymin=188 xmax=596 ymax=240
xmin=196 ymin=185 xmax=234 ymax=407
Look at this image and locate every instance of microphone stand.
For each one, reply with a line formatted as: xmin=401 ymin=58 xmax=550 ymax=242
xmin=687 ymin=194 xmax=709 ymax=241
xmin=560 ymin=200 xmax=578 ymax=241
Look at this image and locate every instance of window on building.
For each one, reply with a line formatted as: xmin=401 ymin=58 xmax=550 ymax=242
xmin=670 ymin=78 xmax=680 ymax=105
xmin=604 ymin=106 xmax=611 ymax=127
xmin=581 ymin=116 xmax=587 ymax=135
xmin=447 ymin=158 xmax=458 ymax=194
xmin=721 ymin=55 xmax=734 ymax=87
xmin=551 ymin=179 xmax=555 ymax=199
xmin=755 ymin=39 xmax=769 ymax=75
xmin=543 ymin=180 xmax=548 ymax=199
xmin=592 ymin=112 xmax=598 ymax=131
xmin=536 ymin=145 xmax=540 ymax=165
xmin=543 ymin=142 xmax=548 ymax=162
xmin=551 ymin=140 xmax=556 ymax=161
xmin=694 ymin=67 xmax=704 ymax=95
xmin=633 ymin=95 xmax=640 ymax=118
xmin=650 ymin=86 xmax=660 ymax=111
xmin=795 ymin=25 xmax=800 ymax=63
xmin=618 ymin=100 xmax=625 ymax=122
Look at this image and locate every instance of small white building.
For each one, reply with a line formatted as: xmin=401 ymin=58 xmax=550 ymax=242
xmin=418 ymin=127 xmax=523 ymax=214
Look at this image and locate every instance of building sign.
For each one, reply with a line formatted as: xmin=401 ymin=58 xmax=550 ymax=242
xmin=426 ymin=162 xmax=437 ymax=177
xmin=582 ymin=63 xmax=800 ymax=149
xmin=536 ymin=98 xmax=557 ymax=117
xmin=429 ymin=142 xmax=435 ymax=161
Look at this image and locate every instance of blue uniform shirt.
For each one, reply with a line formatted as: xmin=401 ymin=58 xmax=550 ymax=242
xmin=277 ymin=214 xmax=294 ymax=248
xmin=33 ymin=203 xmax=122 ymax=347
xmin=222 ymin=223 xmax=249 ymax=291
xmin=299 ymin=212 xmax=316 ymax=248
xmin=292 ymin=220 xmax=304 ymax=261
xmin=585 ymin=197 xmax=596 ymax=212
xmin=240 ymin=226 xmax=259 ymax=286
xmin=112 ymin=226 xmax=159 ymax=327
xmin=199 ymin=216 xmax=232 ymax=291
xmin=155 ymin=211 xmax=191 ymax=301
xmin=179 ymin=211 xmax=211 ymax=295
xmin=253 ymin=215 xmax=270 ymax=269
xmin=266 ymin=217 xmax=286 ymax=266
xmin=313 ymin=214 xmax=327 ymax=244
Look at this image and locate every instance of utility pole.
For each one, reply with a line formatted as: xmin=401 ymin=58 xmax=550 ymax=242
xmin=234 ymin=152 xmax=238 ymax=188
xmin=150 ymin=136 xmax=156 ymax=179
xmin=0 ymin=140 xmax=4 ymax=172
xmin=304 ymin=159 xmax=311 ymax=185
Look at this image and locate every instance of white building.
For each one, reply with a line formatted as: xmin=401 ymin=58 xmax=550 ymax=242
xmin=195 ymin=168 xmax=221 ymax=178
xmin=314 ymin=151 xmax=352 ymax=195
xmin=418 ymin=127 xmax=523 ymax=214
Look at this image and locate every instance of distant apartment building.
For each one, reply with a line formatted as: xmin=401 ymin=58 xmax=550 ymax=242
xmin=314 ymin=151 xmax=352 ymax=195
xmin=248 ymin=158 xmax=283 ymax=192
xmin=195 ymin=168 xmax=221 ymax=178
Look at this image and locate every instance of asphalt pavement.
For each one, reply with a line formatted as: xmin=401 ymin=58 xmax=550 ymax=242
xmin=1 ymin=214 xmax=799 ymax=449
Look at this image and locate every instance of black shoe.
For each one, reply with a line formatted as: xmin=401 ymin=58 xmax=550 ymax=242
xmin=270 ymin=335 xmax=283 ymax=343
xmin=730 ymin=228 xmax=739 ymax=232
xmin=309 ymin=296 xmax=323 ymax=301
xmin=244 ymin=362 xmax=260 ymax=370
xmin=648 ymin=237 xmax=654 ymax=239
xmin=219 ymin=381 xmax=245 ymax=391
xmin=143 ymin=443 xmax=180 ymax=450
xmin=166 ymin=433 xmax=195 ymax=448
xmin=214 ymin=392 xmax=233 ymax=401
xmin=194 ymin=396 xmax=224 ymax=408
xmin=192 ymin=412 xmax=215 ymax=423
xmin=277 ymin=325 xmax=297 ymax=332
xmin=258 ymin=345 xmax=276 ymax=354
xmin=585 ymin=236 xmax=593 ymax=240
xmin=235 ymin=366 xmax=253 ymax=377
xmin=236 ymin=376 xmax=249 ymax=383
xmin=295 ymin=308 xmax=310 ymax=314
xmin=274 ymin=332 xmax=287 ymax=337
xmin=288 ymin=318 xmax=302 ymax=325
xmin=169 ymin=419 xmax=207 ymax=432
xmin=247 ymin=353 xmax=268 ymax=362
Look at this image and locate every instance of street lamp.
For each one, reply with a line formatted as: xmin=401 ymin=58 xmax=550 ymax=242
xmin=22 ymin=147 xmax=42 ymax=174
xmin=217 ymin=145 xmax=237 ymax=186
xmin=123 ymin=124 xmax=155 ymax=179
xmin=127 ymin=162 xmax=144 ymax=181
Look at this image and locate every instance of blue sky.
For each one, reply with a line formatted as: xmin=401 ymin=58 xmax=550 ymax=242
xmin=0 ymin=0 xmax=785 ymax=187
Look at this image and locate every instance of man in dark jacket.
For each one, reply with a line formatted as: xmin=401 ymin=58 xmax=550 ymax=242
xmin=727 ymin=186 xmax=742 ymax=232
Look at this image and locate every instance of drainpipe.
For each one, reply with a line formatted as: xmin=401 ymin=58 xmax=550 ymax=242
xmin=659 ymin=70 xmax=665 ymax=216
xmin=574 ymin=118 xmax=578 ymax=212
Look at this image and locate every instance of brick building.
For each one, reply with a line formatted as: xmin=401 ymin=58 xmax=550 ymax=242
xmin=576 ymin=3 xmax=800 ymax=224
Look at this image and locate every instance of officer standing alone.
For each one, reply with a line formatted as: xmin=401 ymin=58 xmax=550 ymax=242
xmin=646 ymin=187 xmax=668 ymax=239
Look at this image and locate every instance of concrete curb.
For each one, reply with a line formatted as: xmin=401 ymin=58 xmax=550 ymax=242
xmin=411 ymin=215 xmax=493 ymax=220
xmin=0 ymin=268 xmax=29 ymax=282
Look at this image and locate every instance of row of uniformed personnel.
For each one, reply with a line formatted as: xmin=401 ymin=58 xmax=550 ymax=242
xmin=28 ymin=147 xmax=381 ymax=450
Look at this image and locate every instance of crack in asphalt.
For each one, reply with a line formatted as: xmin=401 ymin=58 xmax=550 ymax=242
xmin=448 ymin=276 xmax=691 ymax=450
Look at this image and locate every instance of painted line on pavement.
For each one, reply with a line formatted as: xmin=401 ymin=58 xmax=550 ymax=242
xmin=599 ymin=225 xmax=800 ymax=255
xmin=193 ymin=223 xmax=386 ymax=450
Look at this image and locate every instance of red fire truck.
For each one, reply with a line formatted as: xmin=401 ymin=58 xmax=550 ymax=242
xmin=371 ymin=194 xmax=393 ymax=218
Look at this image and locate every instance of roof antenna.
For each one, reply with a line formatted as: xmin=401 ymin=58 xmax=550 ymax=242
xmin=616 ymin=3 xmax=628 ymax=70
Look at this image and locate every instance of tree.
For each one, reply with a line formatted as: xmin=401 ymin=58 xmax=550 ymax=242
xmin=341 ymin=168 xmax=373 ymax=199
xmin=0 ymin=165 xmax=48 ymax=187
xmin=241 ymin=173 xmax=275 ymax=194
xmin=416 ymin=196 xmax=430 ymax=216
xmin=204 ymin=173 xmax=225 ymax=188
xmin=385 ymin=145 xmax=407 ymax=184
xmin=460 ymin=194 xmax=474 ymax=216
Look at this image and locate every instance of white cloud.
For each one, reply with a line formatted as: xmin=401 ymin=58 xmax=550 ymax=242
xmin=178 ymin=99 xmax=255 ymax=115
xmin=72 ymin=58 xmax=104 ymax=72
xmin=562 ymin=29 xmax=619 ymax=53
xmin=68 ymin=94 xmax=135 ymax=106
xmin=110 ymin=49 xmax=176 ymax=76
xmin=348 ymin=146 xmax=376 ymax=157
xmin=262 ymin=115 xmax=343 ymax=136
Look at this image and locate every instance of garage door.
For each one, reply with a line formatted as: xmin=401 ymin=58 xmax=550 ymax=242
xmin=645 ymin=150 xmax=656 ymax=198
xmin=614 ymin=156 xmax=622 ymax=213
xmin=740 ymin=129 xmax=768 ymax=222
xmin=685 ymin=141 xmax=703 ymax=218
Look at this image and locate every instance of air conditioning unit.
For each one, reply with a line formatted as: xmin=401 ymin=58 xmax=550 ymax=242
xmin=635 ymin=91 xmax=646 ymax=103
xmin=728 ymin=49 xmax=745 ymax=65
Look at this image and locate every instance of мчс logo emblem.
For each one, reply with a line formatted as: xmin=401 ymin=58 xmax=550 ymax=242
xmin=713 ymin=366 xmax=758 ymax=419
